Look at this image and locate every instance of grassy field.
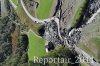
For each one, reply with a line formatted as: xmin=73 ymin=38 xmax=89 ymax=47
xmin=9 ymin=0 xmax=41 ymax=34
xmin=16 ymin=4 xmax=41 ymax=34
xmin=14 ymin=0 xmax=48 ymax=61
xmin=80 ymin=62 xmax=89 ymax=66
xmin=79 ymin=13 xmax=100 ymax=62
xmin=92 ymin=37 xmax=100 ymax=46
xmin=79 ymin=44 xmax=96 ymax=57
xmin=36 ymin=0 xmax=53 ymax=19
xmin=28 ymin=31 xmax=46 ymax=61
xmin=13 ymin=0 xmax=53 ymax=34
xmin=16 ymin=3 xmax=46 ymax=61
xmin=12 ymin=0 xmax=18 ymax=6
xmin=79 ymin=37 xmax=100 ymax=62
xmin=71 ymin=0 xmax=87 ymax=27
xmin=91 ymin=37 xmax=100 ymax=61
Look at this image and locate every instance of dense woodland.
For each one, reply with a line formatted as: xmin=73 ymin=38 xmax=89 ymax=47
xmin=0 ymin=0 xmax=28 ymax=66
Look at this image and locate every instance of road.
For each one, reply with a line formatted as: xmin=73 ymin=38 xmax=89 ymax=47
xmin=74 ymin=45 xmax=100 ymax=66
xmin=11 ymin=0 xmax=100 ymax=66
xmin=21 ymin=0 xmax=54 ymax=24
xmin=64 ymin=38 xmax=100 ymax=66
xmin=86 ymin=8 xmax=100 ymax=24
xmin=9 ymin=0 xmax=17 ymax=9
xmin=67 ymin=7 xmax=100 ymax=66
xmin=20 ymin=0 xmax=62 ymax=40
xmin=20 ymin=0 xmax=100 ymax=65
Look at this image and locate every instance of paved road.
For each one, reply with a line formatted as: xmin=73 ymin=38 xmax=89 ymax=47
xmin=20 ymin=0 xmax=62 ymax=40
xmin=21 ymin=0 xmax=100 ymax=65
xmin=74 ymin=45 xmax=100 ymax=66
xmin=11 ymin=0 xmax=100 ymax=66
xmin=68 ymin=7 xmax=100 ymax=66
xmin=65 ymin=39 xmax=100 ymax=66
xmin=9 ymin=0 xmax=17 ymax=9
xmin=21 ymin=0 xmax=54 ymax=24
xmin=69 ymin=8 xmax=100 ymax=35
xmin=86 ymin=8 xmax=100 ymax=24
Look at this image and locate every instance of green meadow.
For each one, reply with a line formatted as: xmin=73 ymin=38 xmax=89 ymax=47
xmin=28 ymin=31 xmax=46 ymax=61
xmin=11 ymin=0 xmax=53 ymax=61
xmin=36 ymin=0 xmax=53 ymax=19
